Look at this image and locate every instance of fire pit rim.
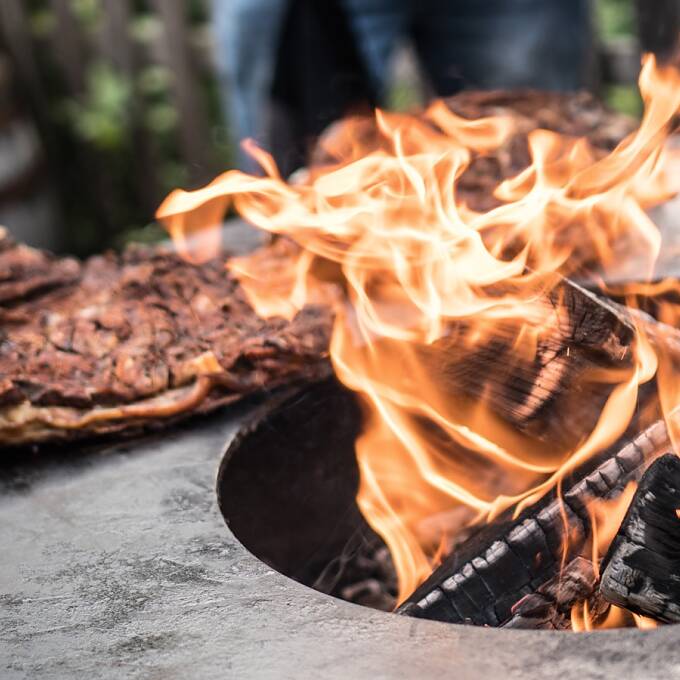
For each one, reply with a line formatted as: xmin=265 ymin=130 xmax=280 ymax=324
xmin=4 ymin=394 xmax=680 ymax=680
xmin=215 ymin=379 xmax=680 ymax=637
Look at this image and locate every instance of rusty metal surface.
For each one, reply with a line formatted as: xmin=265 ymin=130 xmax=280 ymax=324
xmin=1 ymin=392 xmax=680 ymax=680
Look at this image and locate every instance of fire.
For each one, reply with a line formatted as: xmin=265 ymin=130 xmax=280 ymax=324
xmin=588 ymin=482 xmax=637 ymax=581
xmin=568 ymin=483 xmax=636 ymax=631
xmin=158 ymin=55 xmax=680 ymax=626
xmin=571 ymin=602 xmax=658 ymax=632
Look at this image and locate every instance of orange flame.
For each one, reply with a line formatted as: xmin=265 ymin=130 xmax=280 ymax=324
xmin=568 ymin=482 xmax=637 ymax=630
xmin=589 ymin=482 xmax=637 ymax=582
xmin=158 ymin=55 xmax=680 ymax=623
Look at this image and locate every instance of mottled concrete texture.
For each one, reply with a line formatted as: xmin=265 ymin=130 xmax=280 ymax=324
xmin=2 ymin=398 xmax=680 ymax=680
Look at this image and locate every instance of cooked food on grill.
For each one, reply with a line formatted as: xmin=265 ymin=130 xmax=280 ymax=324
xmin=0 ymin=89 xmax=638 ymax=446
xmin=0 ymin=231 xmax=331 ymax=445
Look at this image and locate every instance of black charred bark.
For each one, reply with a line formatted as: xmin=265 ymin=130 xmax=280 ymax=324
xmin=396 ymin=420 xmax=669 ymax=626
xmin=502 ymin=557 xmax=604 ymax=630
xmin=600 ymin=453 xmax=680 ymax=623
xmin=418 ymin=277 xmax=636 ymax=452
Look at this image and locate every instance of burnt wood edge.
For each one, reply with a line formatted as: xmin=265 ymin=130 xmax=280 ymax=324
xmin=502 ymin=556 xmax=603 ymax=630
xmin=396 ymin=417 xmax=671 ymax=627
xmin=600 ymin=453 xmax=680 ymax=623
xmin=547 ymin=274 xmax=680 ymax=365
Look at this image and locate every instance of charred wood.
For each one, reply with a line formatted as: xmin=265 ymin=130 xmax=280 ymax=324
xmin=397 ymin=418 xmax=670 ymax=626
xmin=418 ymin=276 xmax=638 ymax=451
xmin=428 ymin=274 xmax=680 ymax=455
xmin=600 ymin=453 xmax=680 ymax=623
xmin=502 ymin=557 xmax=604 ymax=630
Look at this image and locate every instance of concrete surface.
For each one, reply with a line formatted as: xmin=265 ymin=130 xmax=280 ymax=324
xmin=2 ymin=391 xmax=680 ymax=680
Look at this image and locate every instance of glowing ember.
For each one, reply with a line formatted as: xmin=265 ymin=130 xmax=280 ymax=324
xmin=158 ymin=55 xmax=680 ymax=630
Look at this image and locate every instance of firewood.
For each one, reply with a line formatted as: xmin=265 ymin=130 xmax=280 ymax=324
xmin=502 ymin=557 xmax=602 ymax=630
xmin=417 ymin=276 xmax=638 ymax=451
xmin=600 ymin=453 xmax=680 ymax=623
xmin=396 ymin=418 xmax=671 ymax=626
xmin=426 ymin=276 xmax=680 ymax=454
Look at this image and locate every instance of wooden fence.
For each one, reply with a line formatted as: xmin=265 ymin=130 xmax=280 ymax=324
xmin=0 ymin=0 xmax=220 ymax=252
xmin=0 ymin=0 xmax=677 ymax=253
xmin=0 ymin=0 xmax=216 ymax=179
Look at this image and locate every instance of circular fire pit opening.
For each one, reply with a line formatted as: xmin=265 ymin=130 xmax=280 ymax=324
xmin=218 ymin=378 xmax=398 ymax=611
xmin=218 ymin=378 xmax=678 ymax=631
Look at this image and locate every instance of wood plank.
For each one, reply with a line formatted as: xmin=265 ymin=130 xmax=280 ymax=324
xmin=48 ymin=0 xmax=86 ymax=93
xmin=397 ymin=417 xmax=671 ymax=626
xmin=148 ymin=0 xmax=212 ymax=184
xmin=600 ymin=453 xmax=680 ymax=623
xmin=98 ymin=0 xmax=161 ymax=209
xmin=0 ymin=0 xmax=47 ymax=109
xmin=100 ymin=0 xmax=133 ymax=72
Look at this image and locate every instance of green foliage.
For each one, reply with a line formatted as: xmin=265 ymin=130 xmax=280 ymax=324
xmin=137 ymin=65 xmax=173 ymax=96
xmin=69 ymin=0 xmax=101 ymax=29
xmin=115 ymin=221 xmax=167 ymax=249
xmin=596 ymin=0 xmax=635 ymax=39
xmin=61 ymin=62 xmax=132 ymax=151
xmin=137 ymin=66 xmax=178 ymax=135
xmin=144 ymin=102 xmax=178 ymax=135
xmin=129 ymin=13 xmax=163 ymax=43
xmin=595 ymin=1 xmax=641 ymax=117
xmin=604 ymin=85 xmax=643 ymax=117
xmin=21 ymin=1 xmax=221 ymax=254
xmin=29 ymin=8 xmax=56 ymax=36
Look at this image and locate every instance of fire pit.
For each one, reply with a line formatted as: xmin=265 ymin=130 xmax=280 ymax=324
xmin=4 ymin=48 xmax=680 ymax=676
xmin=2 ymin=398 xmax=680 ymax=679
xmin=156 ymin=55 xmax=680 ymax=634
xmin=219 ymin=376 xmax=680 ymax=629
xmin=217 ymin=378 xmax=394 ymax=609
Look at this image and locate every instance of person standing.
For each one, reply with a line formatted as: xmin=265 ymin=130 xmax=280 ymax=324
xmin=211 ymin=0 xmax=592 ymax=173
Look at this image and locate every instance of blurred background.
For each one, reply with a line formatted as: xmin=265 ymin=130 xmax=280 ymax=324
xmin=0 ymin=0 xmax=672 ymax=256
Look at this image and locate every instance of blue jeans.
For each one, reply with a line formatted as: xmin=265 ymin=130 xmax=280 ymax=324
xmin=211 ymin=0 xmax=591 ymax=169
xmin=211 ymin=0 xmax=289 ymax=170
xmin=339 ymin=0 xmax=592 ymax=98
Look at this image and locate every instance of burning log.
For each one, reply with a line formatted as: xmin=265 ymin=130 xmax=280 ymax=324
xmin=600 ymin=453 xmax=680 ymax=623
xmin=396 ymin=418 xmax=670 ymax=626
xmin=420 ymin=274 xmax=680 ymax=454
xmin=418 ymin=277 xmax=638 ymax=450
xmin=502 ymin=557 xmax=603 ymax=630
